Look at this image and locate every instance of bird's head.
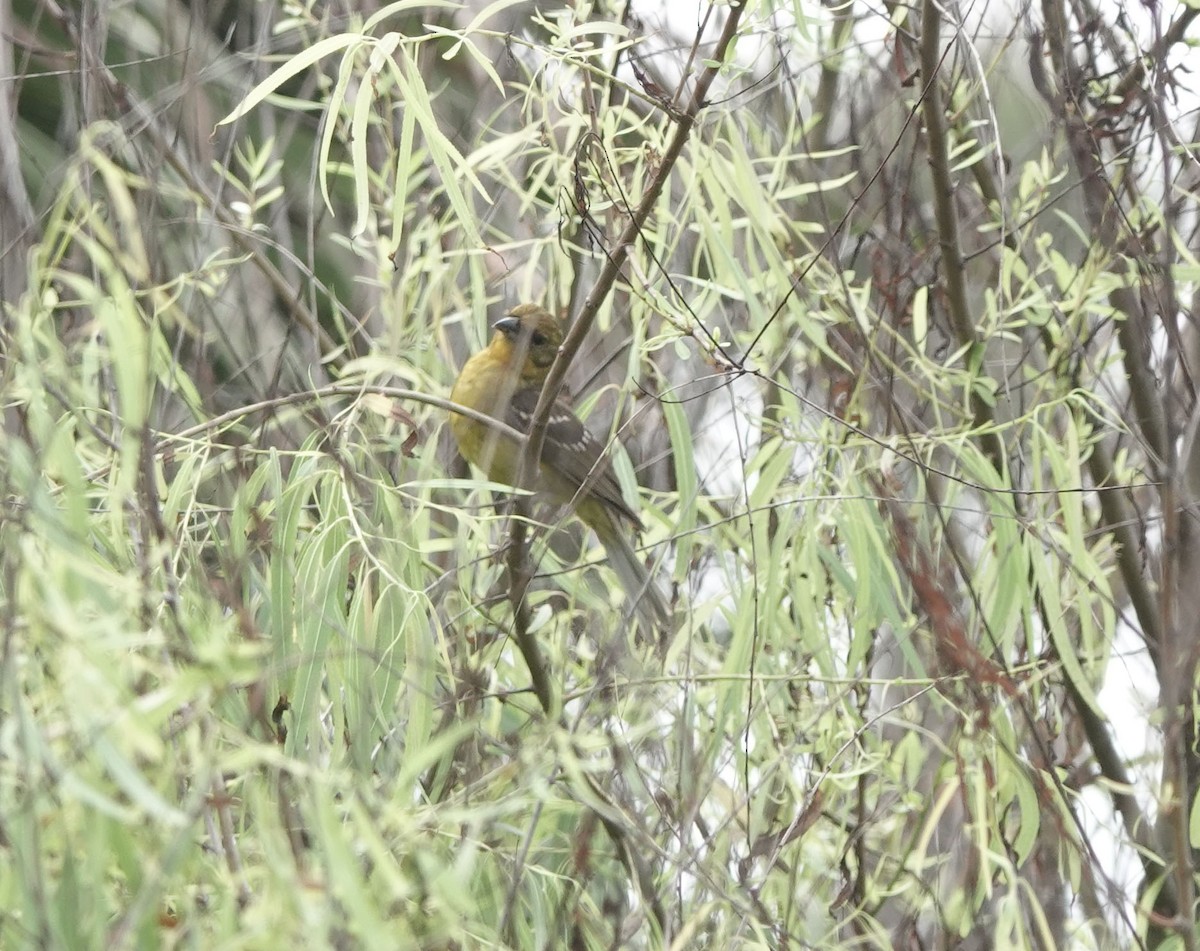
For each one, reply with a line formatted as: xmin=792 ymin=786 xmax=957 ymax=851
xmin=492 ymin=304 xmax=564 ymax=381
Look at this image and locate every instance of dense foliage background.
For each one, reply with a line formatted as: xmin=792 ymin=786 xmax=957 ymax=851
xmin=3 ymin=0 xmax=1199 ymax=947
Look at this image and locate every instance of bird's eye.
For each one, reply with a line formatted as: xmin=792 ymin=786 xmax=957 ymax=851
xmin=530 ymin=331 xmax=547 ymax=346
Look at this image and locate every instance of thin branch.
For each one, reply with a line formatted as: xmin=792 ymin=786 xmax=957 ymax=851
xmin=918 ymin=0 xmax=1007 ymax=474
xmin=518 ymin=1 xmax=747 ymax=508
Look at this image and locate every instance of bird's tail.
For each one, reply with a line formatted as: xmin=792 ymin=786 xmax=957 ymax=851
xmin=603 ymin=523 xmax=671 ymax=639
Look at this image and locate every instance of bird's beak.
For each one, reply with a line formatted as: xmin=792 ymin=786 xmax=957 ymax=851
xmin=492 ymin=316 xmax=521 ymax=336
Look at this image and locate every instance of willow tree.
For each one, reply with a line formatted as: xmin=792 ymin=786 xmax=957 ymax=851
xmin=2 ymin=1 xmax=1197 ymax=947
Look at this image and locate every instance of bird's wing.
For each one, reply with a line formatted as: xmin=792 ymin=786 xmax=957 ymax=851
xmin=507 ymin=388 xmax=642 ymax=527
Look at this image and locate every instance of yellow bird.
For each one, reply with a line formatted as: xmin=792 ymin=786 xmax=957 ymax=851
xmin=449 ymin=304 xmax=669 ymax=632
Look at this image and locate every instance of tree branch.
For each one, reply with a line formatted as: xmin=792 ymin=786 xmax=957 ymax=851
xmin=918 ymin=0 xmax=1007 ymax=474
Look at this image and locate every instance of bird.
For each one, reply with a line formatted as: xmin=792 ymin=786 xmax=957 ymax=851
xmin=449 ymin=303 xmax=669 ymax=633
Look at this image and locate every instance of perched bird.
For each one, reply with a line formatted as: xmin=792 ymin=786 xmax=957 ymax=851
xmin=449 ymin=303 xmax=669 ymax=631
